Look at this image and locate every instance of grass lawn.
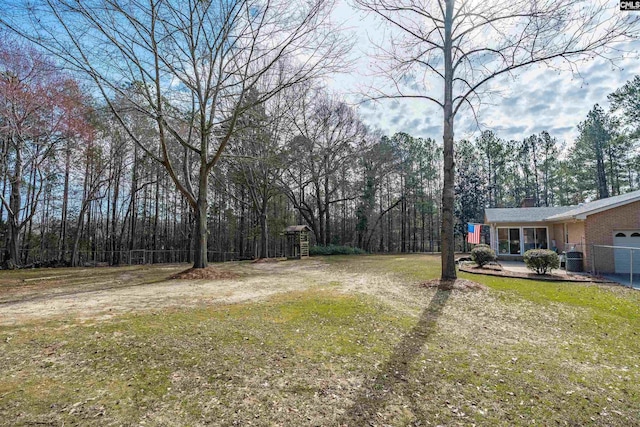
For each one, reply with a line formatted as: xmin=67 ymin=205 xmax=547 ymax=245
xmin=1 ymin=254 xmax=639 ymax=426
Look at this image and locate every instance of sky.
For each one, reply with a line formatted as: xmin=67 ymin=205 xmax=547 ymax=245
xmin=327 ymin=1 xmax=640 ymax=149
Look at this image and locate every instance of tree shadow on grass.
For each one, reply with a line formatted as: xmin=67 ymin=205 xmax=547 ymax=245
xmin=340 ymin=286 xmax=451 ymax=426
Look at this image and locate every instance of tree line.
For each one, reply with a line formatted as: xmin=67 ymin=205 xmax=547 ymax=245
xmin=1 ymin=0 xmax=639 ymax=271
xmin=2 ymin=33 xmax=639 ymax=268
xmin=0 ymin=35 xmax=446 ymax=267
xmin=456 ymin=80 xmax=640 ymax=231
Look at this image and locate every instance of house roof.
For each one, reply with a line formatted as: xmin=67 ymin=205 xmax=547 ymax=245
xmin=485 ymin=206 xmax=575 ymax=223
xmin=485 ymin=189 xmax=640 ymax=224
xmin=545 ymin=189 xmax=640 ymax=221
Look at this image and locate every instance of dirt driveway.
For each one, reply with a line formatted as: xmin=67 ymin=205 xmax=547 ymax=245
xmin=0 ymin=259 xmax=417 ymax=326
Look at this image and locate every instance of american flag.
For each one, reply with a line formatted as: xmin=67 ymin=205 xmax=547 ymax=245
xmin=467 ymin=223 xmax=481 ymax=244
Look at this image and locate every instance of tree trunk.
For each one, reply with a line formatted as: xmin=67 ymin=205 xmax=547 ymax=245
xmin=401 ymin=175 xmax=406 ymax=253
xmin=259 ymin=197 xmax=268 ymax=258
xmin=58 ymin=144 xmax=71 ymax=262
xmin=71 ymin=203 xmax=88 ymax=267
xmin=22 ymin=155 xmax=38 ymax=264
xmin=0 ymin=137 xmax=6 ymax=225
xmin=186 ymin=204 xmax=193 ymax=264
xmin=110 ymin=159 xmax=121 ymax=264
xmin=594 ymin=135 xmax=608 ymax=199
xmin=129 ymin=145 xmax=138 ymax=251
xmin=531 ymin=139 xmax=540 ymax=206
xmin=71 ymin=153 xmax=92 ymax=267
xmin=324 ymin=176 xmax=331 ymax=245
xmin=315 ymin=183 xmax=325 ymax=245
xmin=7 ymin=216 xmax=19 ymax=269
xmin=6 ymin=140 xmax=22 ymax=268
xmin=153 ymin=164 xmax=160 ymax=263
xmin=440 ymin=0 xmax=457 ymax=280
xmin=193 ymin=166 xmax=208 ymax=269
xmin=239 ymin=186 xmax=246 ymax=258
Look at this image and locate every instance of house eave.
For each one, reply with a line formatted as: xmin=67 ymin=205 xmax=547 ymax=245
xmin=577 ymin=197 xmax=640 ymax=218
xmin=545 ymin=194 xmax=640 ymax=222
xmin=486 ymin=220 xmax=553 ymax=225
xmin=543 ymin=215 xmax=582 ymax=222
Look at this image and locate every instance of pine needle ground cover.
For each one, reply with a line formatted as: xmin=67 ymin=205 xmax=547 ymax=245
xmin=1 ymin=255 xmax=639 ymax=426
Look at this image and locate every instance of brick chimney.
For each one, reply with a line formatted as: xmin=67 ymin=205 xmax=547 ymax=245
xmin=520 ymin=197 xmax=535 ymax=208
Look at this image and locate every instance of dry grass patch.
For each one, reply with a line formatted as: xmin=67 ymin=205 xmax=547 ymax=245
xmin=169 ymin=266 xmax=240 ymax=280
xmin=1 ymin=254 xmax=640 ymax=426
xmin=0 ymin=264 xmax=188 ymax=304
xmin=0 ymin=289 xmax=412 ymax=426
xmin=421 ymin=278 xmax=488 ymax=291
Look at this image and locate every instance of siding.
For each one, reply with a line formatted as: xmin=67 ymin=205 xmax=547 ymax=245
xmin=552 ymin=223 xmax=565 ymax=252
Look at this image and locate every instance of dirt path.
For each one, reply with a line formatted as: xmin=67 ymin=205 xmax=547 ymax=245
xmin=0 ymin=259 xmax=420 ymax=326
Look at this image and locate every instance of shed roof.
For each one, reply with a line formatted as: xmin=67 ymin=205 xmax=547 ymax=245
xmin=485 ymin=189 xmax=640 ymax=224
xmin=285 ymin=225 xmax=311 ymax=233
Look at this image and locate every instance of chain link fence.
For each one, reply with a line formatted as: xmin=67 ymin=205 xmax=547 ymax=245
xmin=5 ymin=249 xmax=240 ymax=267
xmin=591 ymin=244 xmax=640 ymax=288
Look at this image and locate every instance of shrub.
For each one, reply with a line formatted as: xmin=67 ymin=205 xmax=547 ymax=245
xmin=470 ymin=244 xmax=497 ymax=267
xmin=523 ymin=249 xmax=560 ymax=275
xmin=309 ymin=245 xmax=366 ymax=256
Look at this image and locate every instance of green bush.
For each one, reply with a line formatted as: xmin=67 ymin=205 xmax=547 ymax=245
xmin=470 ymin=244 xmax=497 ymax=267
xmin=523 ymin=249 xmax=560 ymax=274
xmin=309 ymin=245 xmax=366 ymax=256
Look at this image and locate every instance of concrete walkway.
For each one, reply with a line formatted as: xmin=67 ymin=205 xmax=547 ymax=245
xmin=498 ymin=260 xmax=588 ymax=278
xmin=499 ymin=260 xmax=640 ymax=289
xmin=599 ymin=273 xmax=640 ymax=290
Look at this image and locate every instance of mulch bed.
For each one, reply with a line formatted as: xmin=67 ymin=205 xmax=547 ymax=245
xmin=458 ymin=263 xmax=613 ymax=283
xmin=169 ymin=266 xmax=239 ymax=280
xmin=420 ymin=278 xmax=488 ymax=291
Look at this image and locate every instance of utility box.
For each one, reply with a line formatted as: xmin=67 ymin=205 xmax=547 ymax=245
xmin=566 ymin=250 xmax=584 ymax=272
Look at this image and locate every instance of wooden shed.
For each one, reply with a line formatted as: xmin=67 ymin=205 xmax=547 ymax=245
xmin=284 ymin=225 xmax=311 ymax=259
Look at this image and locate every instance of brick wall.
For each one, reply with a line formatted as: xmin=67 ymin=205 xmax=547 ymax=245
xmin=585 ymin=200 xmax=640 ymax=272
xmin=566 ymin=222 xmax=585 ymax=249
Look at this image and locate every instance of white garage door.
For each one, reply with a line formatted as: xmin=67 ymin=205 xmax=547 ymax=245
xmin=613 ymin=231 xmax=640 ymax=274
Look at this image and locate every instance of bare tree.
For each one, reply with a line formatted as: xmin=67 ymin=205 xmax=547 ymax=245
xmin=283 ymin=86 xmax=365 ymax=245
xmin=226 ymin=87 xmax=294 ymax=259
xmin=70 ymin=135 xmax=111 ymax=267
xmin=0 ymin=37 xmax=90 ymax=268
xmin=355 ymin=0 xmax=639 ymax=280
xmin=3 ymin=0 xmax=350 ymax=268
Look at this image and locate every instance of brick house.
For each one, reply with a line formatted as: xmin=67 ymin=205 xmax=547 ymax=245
xmin=484 ymin=189 xmax=640 ymax=273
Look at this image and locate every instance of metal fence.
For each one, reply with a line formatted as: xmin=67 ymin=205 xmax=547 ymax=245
xmin=591 ymin=244 xmax=640 ymax=288
xmin=564 ymin=242 xmax=585 ymax=253
xmin=5 ymin=249 xmax=241 ymax=267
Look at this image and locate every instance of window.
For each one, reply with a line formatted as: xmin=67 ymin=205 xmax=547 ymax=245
xmin=523 ymin=227 xmax=548 ymax=250
xmin=498 ymin=228 xmax=509 ymax=254
xmin=510 ymin=229 xmax=521 ymax=254
xmin=498 ymin=227 xmax=521 ymax=255
xmin=523 ymin=228 xmax=535 ymax=251
xmin=498 ymin=227 xmax=548 ymax=255
xmin=536 ymin=228 xmax=548 ymax=249
xmin=616 ymin=232 xmax=627 ymax=237
xmin=631 ymin=233 xmax=640 ymax=237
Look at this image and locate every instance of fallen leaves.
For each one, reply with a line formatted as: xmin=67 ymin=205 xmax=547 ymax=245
xmin=419 ymin=278 xmax=488 ymax=291
xmin=169 ymin=266 xmax=239 ymax=280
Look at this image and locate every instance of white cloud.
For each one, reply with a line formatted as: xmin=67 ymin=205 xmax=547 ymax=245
xmin=325 ymin=1 xmax=640 ymax=147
